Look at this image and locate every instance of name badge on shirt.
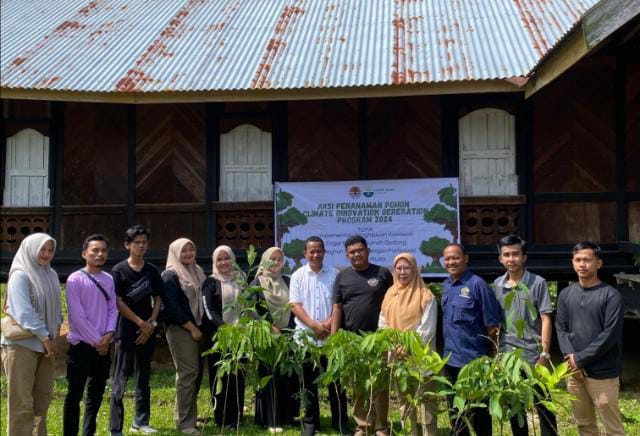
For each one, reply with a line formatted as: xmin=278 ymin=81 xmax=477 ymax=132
xmin=459 ymin=286 xmax=471 ymax=298
xmin=367 ymin=278 xmax=379 ymax=287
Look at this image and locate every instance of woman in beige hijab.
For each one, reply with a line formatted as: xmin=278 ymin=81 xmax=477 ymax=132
xmin=161 ymin=238 xmax=207 ymax=435
xmin=379 ymin=252 xmax=438 ymax=436
xmin=251 ymin=247 xmax=299 ymax=432
xmin=202 ymin=245 xmax=246 ymax=428
xmin=1 ymin=233 xmax=62 ymax=436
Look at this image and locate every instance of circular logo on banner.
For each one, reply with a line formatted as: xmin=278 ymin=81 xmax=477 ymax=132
xmin=348 ymin=186 xmax=362 ymax=198
xmin=367 ymin=278 xmax=380 ymax=287
xmin=363 ymin=186 xmax=374 ymax=198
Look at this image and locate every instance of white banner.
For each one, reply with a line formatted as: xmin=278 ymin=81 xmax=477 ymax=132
xmin=274 ymin=178 xmax=460 ymax=277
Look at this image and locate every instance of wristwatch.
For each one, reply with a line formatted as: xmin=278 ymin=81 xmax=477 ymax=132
xmin=539 ymin=351 xmax=551 ymax=360
xmin=150 ymin=320 xmax=158 ymax=328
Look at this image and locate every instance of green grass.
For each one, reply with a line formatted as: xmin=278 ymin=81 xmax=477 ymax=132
xmin=1 ymin=367 xmax=640 ymax=435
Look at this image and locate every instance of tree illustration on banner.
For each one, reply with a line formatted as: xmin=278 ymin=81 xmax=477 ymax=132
xmin=420 ymin=236 xmax=451 ymax=273
xmin=421 ymin=185 xmax=458 ymax=272
xmin=276 ymin=189 xmax=308 ymax=273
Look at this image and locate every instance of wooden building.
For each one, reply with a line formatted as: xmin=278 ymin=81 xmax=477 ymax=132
xmin=1 ymin=0 xmax=639 ymax=280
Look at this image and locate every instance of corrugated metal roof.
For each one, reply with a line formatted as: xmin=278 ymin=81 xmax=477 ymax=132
xmin=0 ymin=0 xmax=599 ymax=93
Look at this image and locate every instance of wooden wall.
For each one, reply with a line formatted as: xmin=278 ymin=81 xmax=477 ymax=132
xmin=59 ymin=103 xmax=128 ymax=248
xmin=287 ymin=97 xmax=442 ymax=181
xmin=532 ymin=58 xmax=618 ymax=244
xmin=288 ymin=99 xmax=358 ymax=181
xmin=534 ymin=202 xmax=616 ymax=245
xmin=367 ymin=96 xmax=442 ymax=179
xmin=136 ymin=104 xmax=206 ymax=203
xmin=63 ymin=102 xmax=128 ymax=205
xmin=4 ymin=100 xmax=49 ymax=137
xmin=627 ymin=64 xmax=640 ymax=192
xmin=533 ymin=58 xmax=616 ymax=193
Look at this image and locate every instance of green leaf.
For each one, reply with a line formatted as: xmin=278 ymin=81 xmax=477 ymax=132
xmin=525 ymin=299 xmax=538 ymax=321
xmin=453 ymin=396 xmax=466 ymax=414
xmin=504 ymin=291 xmax=516 ymax=311
xmin=515 ymin=319 xmax=526 ymax=339
xmin=506 ymin=311 xmax=515 ymax=333
xmin=489 ymin=395 xmax=503 ymax=420
xmin=247 ymin=244 xmax=257 ymax=268
xmin=258 ymin=375 xmax=272 ymax=389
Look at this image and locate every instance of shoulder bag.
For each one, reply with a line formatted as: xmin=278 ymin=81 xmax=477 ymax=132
xmin=79 ymin=269 xmax=110 ymax=301
xmin=1 ymin=281 xmax=36 ymax=341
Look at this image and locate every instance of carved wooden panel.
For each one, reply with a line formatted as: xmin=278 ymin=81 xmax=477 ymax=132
xmin=460 ymin=196 xmax=523 ymax=245
xmin=627 ymin=64 xmax=640 ymax=192
xmin=64 ymin=102 xmax=128 ymax=205
xmin=367 ymin=96 xmax=441 ymax=179
xmin=534 ymin=202 xmax=616 ymax=244
xmin=216 ymin=202 xmax=273 ymax=249
xmin=288 ymin=100 xmax=358 ymax=181
xmin=533 ymin=58 xmax=616 ymax=192
xmin=0 ymin=208 xmax=51 ymax=252
xmin=629 ymin=202 xmax=640 ymax=242
xmin=136 ymin=104 xmax=206 ymax=203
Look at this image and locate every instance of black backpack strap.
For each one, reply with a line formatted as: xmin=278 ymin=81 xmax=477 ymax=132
xmin=79 ymin=269 xmax=110 ymax=302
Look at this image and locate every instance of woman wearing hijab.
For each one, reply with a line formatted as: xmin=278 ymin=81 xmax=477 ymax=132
xmin=202 ymin=245 xmax=246 ymax=429
xmin=379 ymin=252 xmax=438 ymax=436
xmin=161 ymin=238 xmax=207 ymax=435
xmin=251 ymin=247 xmax=299 ymax=432
xmin=1 ymin=233 xmax=62 ymax=436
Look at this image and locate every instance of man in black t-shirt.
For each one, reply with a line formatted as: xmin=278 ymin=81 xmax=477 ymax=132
xmin=109 ymin=225 xmax=163 ymax=436
xmin=332 ymin=235 xmax=393 ymax=436
xmin=556 ymin=241 xmax=625 ymax=436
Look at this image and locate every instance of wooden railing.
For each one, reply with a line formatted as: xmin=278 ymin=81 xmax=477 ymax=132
xmin=460 ymin=196 xmax=525 ymax=245
xmin=215 ymin=201 xmax=274 ymax=249
xmin=1 ymin=202 xmax=274 ymax=253
xmin=0 ymin=207 xmax=52 ymax=252
xmin=2 ymin=198 xmax=522 ymax=252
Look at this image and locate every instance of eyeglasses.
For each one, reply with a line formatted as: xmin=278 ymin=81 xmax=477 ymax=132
xmin=395 ymin=266 xmax=412 ymax=272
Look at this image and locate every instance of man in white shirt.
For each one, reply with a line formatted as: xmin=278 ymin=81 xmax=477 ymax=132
xmin=290 ymin=236 xmax=350 ymax=436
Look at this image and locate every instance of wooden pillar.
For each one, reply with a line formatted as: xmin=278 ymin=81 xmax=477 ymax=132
xmin=126 ymin=105 xmax=136 ymax=227
xmin=519 ymin=97 xmax=535 ymax=243
xmin=50 ymin=101 xmax=64 ymax=242
xmin=205 ymin=103 xmax=223 ymax=253
xmin=270 ymin=101 xmax=288 ymax=183
xmin=0 ymin=100 xmax=7 ymax=202
xmin=357 ymin=99 xmax=368 ymax=180
xmin=441 ymin=96 xmax=459 ymax=177
xmin=615 ymin=55 xmax=628 ymax=242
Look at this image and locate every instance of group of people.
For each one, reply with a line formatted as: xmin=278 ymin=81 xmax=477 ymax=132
xmin=1 ymin=225 xmax=626 ymax=436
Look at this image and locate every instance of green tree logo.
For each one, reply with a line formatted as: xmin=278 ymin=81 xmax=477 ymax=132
xmin=420 ymin=185 xmax=459 ymax=272
xmin=282 ymin=238 xmax=305 ymax=273
xmin=276 ymin=189 xmax=308 ymax=272
xmin=420 ymin=236 xmax=450 ymax=273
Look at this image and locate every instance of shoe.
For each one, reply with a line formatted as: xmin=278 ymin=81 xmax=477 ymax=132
xmin=269 ymin=427 xmax=284 ymax=433
xmin=180 ymin=427 xmax=200 ymax=435
xmin=130 ymin=424 xmax=159 ymax=434
xmin=111 ymin=433 xmax=123 ymax=436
